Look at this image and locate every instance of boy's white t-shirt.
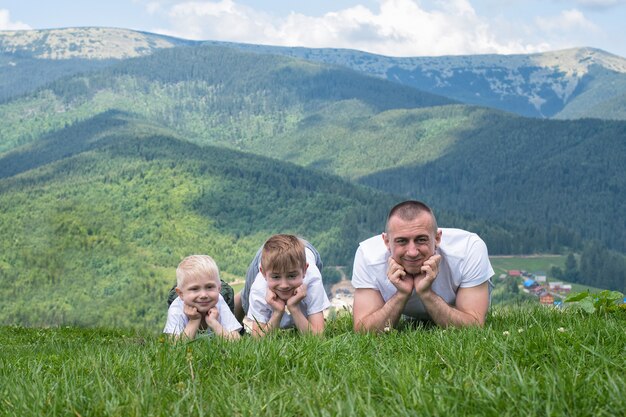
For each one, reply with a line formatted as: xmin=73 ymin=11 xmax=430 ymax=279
xmin=247 ymin=247 xmax=331 ymax=328
xmin=163 ymin=294 xmax=242 ymax=335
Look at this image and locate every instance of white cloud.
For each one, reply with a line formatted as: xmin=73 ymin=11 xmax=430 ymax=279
xmin=0 ymin=9 xmax=31 ymax=30
xmin=145 ymin=0 xmax=593 ymax=56
xmin=535 ymin=8 xmax=598 ymax=32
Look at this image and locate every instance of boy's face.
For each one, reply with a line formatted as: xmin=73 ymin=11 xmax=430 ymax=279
xmin=262 ymin=264 xmax=307 ymax=301
xmin=176 ymin=274 xmax=221 ymax=313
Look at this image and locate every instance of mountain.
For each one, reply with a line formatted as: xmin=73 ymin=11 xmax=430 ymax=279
xmin=3 ymin=28 xmax=626 ymax=120
xmin=211 ymin=42 xmax=626 ymax=120
xmin=0 ymin=27 xmax=624 ymax=309
xmin=1 ymin=36 xmax=625 ymax=255
xmin=0 ymin=27 xmax=192 ymax=102
xmin=0 ymin=41 xmax=453 ymax=155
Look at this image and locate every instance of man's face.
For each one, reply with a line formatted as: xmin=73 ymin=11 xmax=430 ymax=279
xmin=263 ymin=265 xmax=307 ymax=301
xmin=383 ymin=212 xmax=441 ymax=275
xmin=176 ymin=274 xmax=221 ymax=313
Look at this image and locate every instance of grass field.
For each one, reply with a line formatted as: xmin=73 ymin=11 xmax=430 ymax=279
xmin=489 ymin=255 xmax=566 ymax=276
xmin=1 ymin=305 xmax=624 ymax=416
xmin=490 ymin=255 xmax=603 ymax=293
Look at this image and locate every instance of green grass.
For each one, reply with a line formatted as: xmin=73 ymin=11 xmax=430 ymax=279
xmin=1 ymin=305 xmax=624 ymax=416
xmin=490 ymin=255 xmax=566 ymax=276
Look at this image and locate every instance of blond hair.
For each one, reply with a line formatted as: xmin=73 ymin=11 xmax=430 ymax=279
xmin=176 ymin=255 xmax=220 ymax=288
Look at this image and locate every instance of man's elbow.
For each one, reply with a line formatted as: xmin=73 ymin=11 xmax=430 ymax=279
xmin=353 ymin=318 xmax=378 ymax=333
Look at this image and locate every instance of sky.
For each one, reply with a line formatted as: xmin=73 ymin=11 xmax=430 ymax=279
xmin=1 ymin=0 xmax=625 ymax=58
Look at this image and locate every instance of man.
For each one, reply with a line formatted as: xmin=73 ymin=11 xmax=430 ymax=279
xmin=352 ymin=200 xmax=494 ymax=331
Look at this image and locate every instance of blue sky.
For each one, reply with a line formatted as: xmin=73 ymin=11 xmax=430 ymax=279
xmin=1 ymin=0 xmax=625 ymax=58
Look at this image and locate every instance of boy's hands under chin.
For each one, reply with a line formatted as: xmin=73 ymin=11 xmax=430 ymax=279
xmin=266 ymin=289 xmax=287 ymax=313
xmin=206 ymin=307 xmax=220 ymax=326
xmin=286 ymin=284 xmax=307 ymax=308
xmin=183 ymin=303 xmax=202 ymax=322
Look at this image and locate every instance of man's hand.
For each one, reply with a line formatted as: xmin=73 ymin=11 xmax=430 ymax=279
xmin=387 ymin=257 xmax=414 ymax=296
xmin=266 ymin=289 xmax=286 ymax=313
xmin=183 ymin=303 xmax=202 ymax=322
xmin=413 ymin=254 xmax=441 ymax=296
xmin=286 ymin=284 xmax=307 ymax=308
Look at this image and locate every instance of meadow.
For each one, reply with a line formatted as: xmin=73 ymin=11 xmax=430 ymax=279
xmin=1 ymin=305 xmax=624 ymax=416
xmin=490 ymin=255 xmax=604 ymax=293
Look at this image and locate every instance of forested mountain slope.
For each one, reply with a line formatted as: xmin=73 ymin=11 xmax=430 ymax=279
xmin=0 ymin=43 xmax=453 ymax=155
xmin=0 ymin=111 xmax=386 ymax=328
xmin=1 ymin=41 xmax=625 ymax=257
xmin=1 ymin=31 xmax=624 ymax=299
xmin=222 ymin=42 xmax=626 ymax=120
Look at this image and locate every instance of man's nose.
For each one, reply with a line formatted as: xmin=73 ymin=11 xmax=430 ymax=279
xmin=406 ymin=242 xmax=419 ymax=256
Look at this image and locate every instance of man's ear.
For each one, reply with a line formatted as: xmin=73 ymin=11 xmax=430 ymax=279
xmin=382 ymin=232 xmax=391 ymax=251
xmin=175 ymin=287 xmax=183 ymax=297
xmin=435 ymin=229 xmax=442 ymax=248
xmin=303 ymin=262 xmax=309 ymax=274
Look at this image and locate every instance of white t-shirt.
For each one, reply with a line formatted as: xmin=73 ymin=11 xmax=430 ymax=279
xmin=163 ymin=294 xmax=242 ymax=335
xmin=247 ymin=247 xmax=331 ymax=328
xmin=352 ymin=228 xmax=494 ymax=320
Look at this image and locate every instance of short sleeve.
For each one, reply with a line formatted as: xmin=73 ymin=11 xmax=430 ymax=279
xmin=351 ymin=246 xmax=378 ymax=289
xmin=303 ymin=265 xmax=330 ymax=315
xmin=246 ymin=275 xmax=272 ymax=324
xmin=217 ymin=295 xmax=242 ymax=332
xmin=163 ymin=297 xmax=187 ymax=335
xmin=459 ymin=237 xmax=495 ymax=288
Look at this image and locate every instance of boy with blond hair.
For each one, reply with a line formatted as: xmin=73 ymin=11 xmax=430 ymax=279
xmin=164 ymin=255 xmax=242 ymax=340
xmin=235 ymin=234 xmax=330 ymax=337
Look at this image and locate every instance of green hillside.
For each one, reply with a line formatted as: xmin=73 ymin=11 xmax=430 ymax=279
xmin=359 ymin=109 xmax=626 ymax=253
xmin=0 ymin=44 xmax=453 ymax=155
xmin=0 ymin=111 xmax=392 ymax=329
xmin=2 ymin=44 xmax=623 ymax=259
xmin=1 ymin=42 xmax=625 ymax=300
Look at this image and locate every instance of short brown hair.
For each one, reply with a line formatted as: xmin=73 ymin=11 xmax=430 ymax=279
xmin=261 ymin=234 xmax=307 ymax=273
xmin=385 ymin=200 xmax=438 ymax=233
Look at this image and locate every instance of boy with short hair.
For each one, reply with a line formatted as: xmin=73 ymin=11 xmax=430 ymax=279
xmin=236 ymin=234 xmax=330 ymax=337
xmin=164 ymin=255 xmax=242 ymax=340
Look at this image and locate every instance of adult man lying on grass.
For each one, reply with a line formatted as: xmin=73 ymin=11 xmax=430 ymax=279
xmin=352 ymin=200 xmax=494 ymax=331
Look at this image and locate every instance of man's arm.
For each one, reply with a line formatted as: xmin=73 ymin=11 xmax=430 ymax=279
xmin=419 ymin=281 xmax=490 ymax=328
xmin=352 ymin=288 xmax=410 ymax=332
